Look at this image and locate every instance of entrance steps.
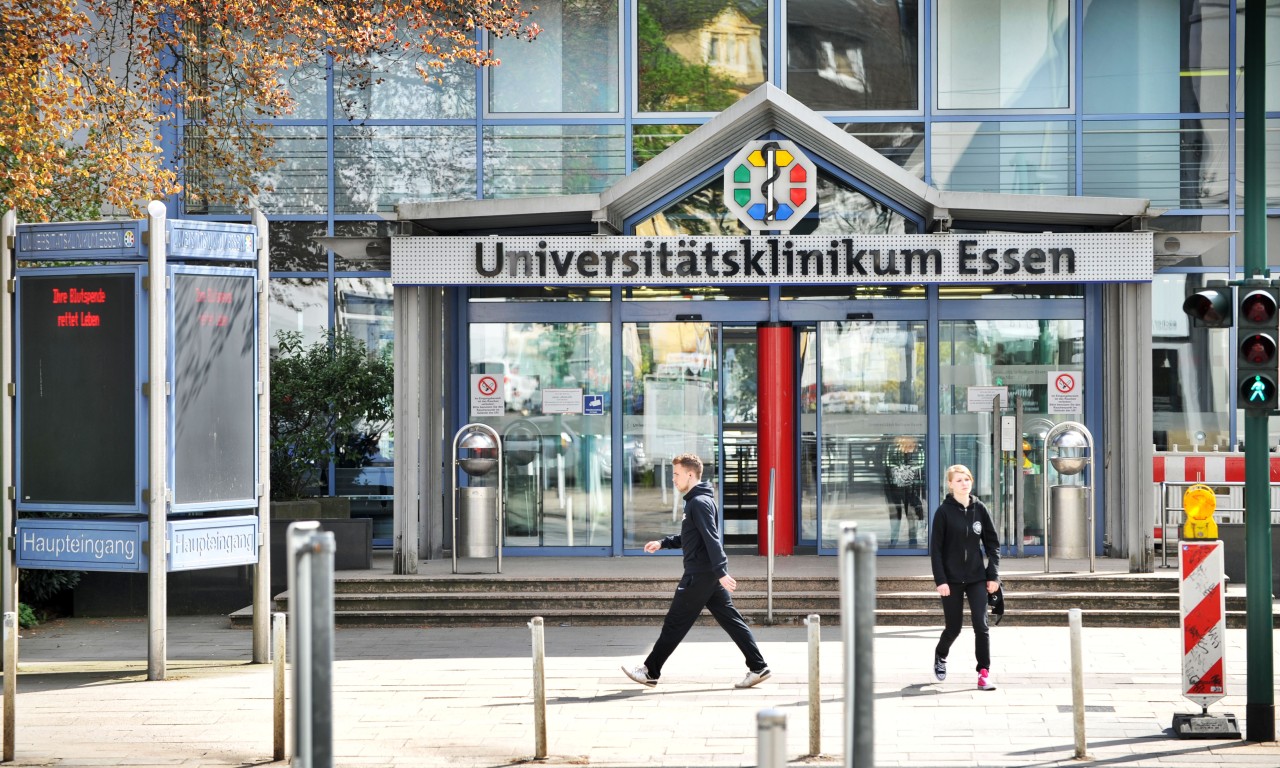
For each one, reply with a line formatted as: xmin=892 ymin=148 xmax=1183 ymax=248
xmin=230 ymin=569 xmax=1280 ymax=629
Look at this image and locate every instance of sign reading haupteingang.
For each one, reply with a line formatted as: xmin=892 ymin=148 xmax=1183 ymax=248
xmin=391 ymin=233 xmax=1153 ymax=286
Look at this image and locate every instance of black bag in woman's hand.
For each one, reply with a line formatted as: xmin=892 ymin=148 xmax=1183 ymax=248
xmin=989 ymin=585 xmax=1005 ymax=625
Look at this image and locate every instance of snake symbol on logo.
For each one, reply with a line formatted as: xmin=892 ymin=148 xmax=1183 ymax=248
xmin=758 ymin=141 xmax=781 ymax=224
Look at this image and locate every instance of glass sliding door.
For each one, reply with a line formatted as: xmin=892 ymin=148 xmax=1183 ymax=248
xmin=468 ymin=321 xmax=613 ymax=549
xmin=803 ymin=320 xmax=927 ymax=551
xmin=622 ymin=321 xmax=721 ymax=549
xmin=938 ymin=319 xmax=1084 ymax=548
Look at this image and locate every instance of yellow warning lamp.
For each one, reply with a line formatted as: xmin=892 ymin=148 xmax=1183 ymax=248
xmin=1182 ymin=484 xmax=1219 ymax=539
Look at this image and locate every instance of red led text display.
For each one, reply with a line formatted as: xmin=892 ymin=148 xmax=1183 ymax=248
xmin=18 ymin=273 xmax=137 ymax=506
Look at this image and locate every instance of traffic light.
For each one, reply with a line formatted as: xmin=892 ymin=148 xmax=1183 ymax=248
xmin=1237 ymin=284 xmax=1280 ymax=413
xmin=1182 ymin=280 xmax=1233 ymax=328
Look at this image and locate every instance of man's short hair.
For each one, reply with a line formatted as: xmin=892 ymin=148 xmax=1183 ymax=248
xmin=672 ymin=453 xmax=703 ymax=478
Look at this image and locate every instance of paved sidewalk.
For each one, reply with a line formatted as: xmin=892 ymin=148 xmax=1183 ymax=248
xmin=7 ymin=613 xmax=1280 ymax=767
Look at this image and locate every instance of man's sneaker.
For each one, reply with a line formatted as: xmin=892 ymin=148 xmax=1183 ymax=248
xmin=933 ymin=655 xmax=947 ymax=681
xmin=734 ymin=668 xmax=772 ymax=689
xmin=622 ymin=664 xmax=657 ymax=688
xmin=977 ymin=668 xmax=996 ymax=691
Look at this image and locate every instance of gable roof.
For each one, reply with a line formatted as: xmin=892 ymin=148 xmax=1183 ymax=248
xmin=395 ymin=83 xmax=1153 ymax=235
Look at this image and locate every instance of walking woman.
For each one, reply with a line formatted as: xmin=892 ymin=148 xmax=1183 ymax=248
xmin=929 ymin=463 xmax=1000 ymax=691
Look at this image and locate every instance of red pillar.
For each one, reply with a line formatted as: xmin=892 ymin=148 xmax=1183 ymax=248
xmin=756 ymin=322 xmax=794 ymax=555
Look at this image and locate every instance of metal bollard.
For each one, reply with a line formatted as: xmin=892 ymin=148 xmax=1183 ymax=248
xmin=529 ymin=617 xmax=547 ymax=760
xmin=840 ymin=522 xmax=876 ymax=768
xmin=805 ymin=614 xmax=821 ymax=756
xmin=757 ymin=708 xmax=787 ymax=768
xmin=273 ymin=611 xmax=287 ymax=762
xmin=287 ymin=522 xmax=335 ymax=768
xmin=3 ymin=611 xmax=15 ymax=762
xmin=1069 ymin=608 xmax=1089 ymax=759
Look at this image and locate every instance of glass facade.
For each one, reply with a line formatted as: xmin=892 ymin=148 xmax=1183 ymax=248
xmin=180 ymin=1 xmax=1279 ymax=553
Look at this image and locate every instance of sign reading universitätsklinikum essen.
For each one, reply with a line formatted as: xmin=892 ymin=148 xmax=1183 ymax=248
xmin=391 ymin=233 xmax=1153 ymax=286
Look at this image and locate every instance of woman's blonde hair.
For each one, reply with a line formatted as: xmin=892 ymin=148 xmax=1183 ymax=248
xmin=945 ymin=464 xmax=973 ymax=483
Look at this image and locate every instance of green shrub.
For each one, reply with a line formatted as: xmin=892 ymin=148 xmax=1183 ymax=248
xmin=17 ymin=603 xmax=38 ymax=629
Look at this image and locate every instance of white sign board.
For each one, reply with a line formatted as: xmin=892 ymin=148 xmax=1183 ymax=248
xmin=470 ymin=373 xmax=503 ymax=417
xmin=542 ymin=388 xmax=583 ymax=414
xmin=1047 ymin=371 xmax=1083 ymax=414
xmin=966 ymin=386 xmax=1008 ymax=412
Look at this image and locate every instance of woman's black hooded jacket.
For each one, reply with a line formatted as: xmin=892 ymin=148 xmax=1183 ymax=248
xmin=929 ymin=493 xmax=1000 ymax=586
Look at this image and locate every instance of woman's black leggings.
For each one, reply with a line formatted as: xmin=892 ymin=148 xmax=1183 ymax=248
xmin=935 ymin=580 xmax=991 ymax=671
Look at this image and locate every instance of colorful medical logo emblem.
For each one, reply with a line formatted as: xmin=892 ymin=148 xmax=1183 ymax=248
xmin=723 ymin=140 xmax=817 ymax=233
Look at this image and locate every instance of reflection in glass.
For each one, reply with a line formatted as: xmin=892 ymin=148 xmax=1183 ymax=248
xmin=193 ymin=126 xmax=328 ymax=216
xmin=335 ymin=125 xmax=477 ymax=213
xmin=633 ymin=180 xmax=752 ymax=236
xmin=270 ymin=221 xmax=328 ymax=272
xmin=623 ymin=322 xmax=721 ymax=549
xmin=633 ymin=125 xmax=699 ymax=168
xmin=268 ymin=277 xmax=328 ymax=351
xmin=1151 ymin=273 xmax=1230 ymax=451
xmin=469 ymin=322 xmax=613 ymax=548
xmin=333 ymin=221 xmax=396 ymax=272
xmin=337 ymin=56 xmax=475 ymax=120
xmin=936 ymin=0 xmax=1070 ymax=110
xmin=1083 ymin=0 xmax=1229 ymax=114
xmin=939 ymin=319 xmax=1084 ymax=547
xmin=1149 ymin=215 xmax=1230 ymax=268
xmin=484 ymin=125 xmax=625 ymax=197
xmin=490 ymin=0 xmax=619 ymax=113
xmin=1082 ymin=120 xmax=1229 ymax=208
xmin=839 ymin=123 xmax=925 ymax=177
xmin=803 ymin=321 xmax=926 ymax=550
xmin=637 ymin=0 xmax=767 ymax=112
xmin=803 ymin=174 xmax=915 ymax=235
xmin=1234 ymin=119 xmax=1280 ymax=208
xmin=787 ymin=0 xmax=919 ymax=111
xmin=334 ymin=277 xmax=396 ymax=544
xmin=622 ymin=286 xmax=768 ymax=301
xmin=932 ymin=122 xmax=1074 ymax=196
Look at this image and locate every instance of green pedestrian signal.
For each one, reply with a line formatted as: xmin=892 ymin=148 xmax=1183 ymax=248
xmin=1236 ymin=285 xmax=1280 ymax=414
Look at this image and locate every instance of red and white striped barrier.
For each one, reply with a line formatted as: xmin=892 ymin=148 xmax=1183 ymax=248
xmin=1154 ymin=453 xmax=1280 ymax=484
xmin=1178 ymin=540 xmax=1226 ymax=705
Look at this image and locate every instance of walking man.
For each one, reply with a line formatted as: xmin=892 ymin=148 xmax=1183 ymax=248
xmin=622 ymin=453 xmax=771 ymax=689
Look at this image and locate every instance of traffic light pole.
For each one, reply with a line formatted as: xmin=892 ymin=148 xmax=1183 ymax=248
xmin=1242 ymin=0 xmax=1273 ymax=743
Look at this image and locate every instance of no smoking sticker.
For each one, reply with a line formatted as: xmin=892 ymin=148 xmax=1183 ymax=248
xmin=1047 ymin=370 xmax=1082 ymax=414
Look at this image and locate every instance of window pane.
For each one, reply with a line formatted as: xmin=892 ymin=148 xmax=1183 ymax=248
xmin=483 ymin=125 xmax=625 ymax=197
xmin=621 ymin=285 xmax=768 ymax=300
xmin=469 ymin=322 xmax=613 ymax=549
xmin=333 ymin=221 xmax=396 ymax=273
xmin=338 ymin=58 xmax=475 ymax=119
xmin=191 ymin=126 xmax=328 ymax=216
xmin=816 ymin=320 xmax=927 ymax=550
xmin=932 ymin=122 xmax=1074 ymax=196
xmin=839 ymin=123 xmax=925 ymax=178
xmin=637 ymin=0 xmax=768 ymax=112
xmin=470 ymin=286 xmax=610 ymax=302
xmin=1152 ymin=273 xmax=1230 ymax=451
xmin=940 ymin=318 xmax=1084 ymax=546
xmin=1082 ymin=120 xmax=1229 ymax=208
xmin=633 ymin=179 xmax=751 ymax=236
xmin=270 ymin=220 xmax=328 ymax=272
xmin=268 ymin=277 xmax=328 ymax=351
xmin=334 ymin=126 xmax=477 ymax=214
xmin=803 ymin=174 xmax=915 ymax=236
xmin=1150 ymin=215 xmax=1230 ymax=268
xmin=490 ymin=0 xmax=619 ymax=113
xmin=281 ymin=61 xmax=328 ymax=120
xmin=1235 ymin=119 xmax=1280 ymax=207
xmin=937 ymin=0 xmax=1070 ymax=110
xmin=786 ymin=0 xmax=919 ymax=111
xmin=1084 ymin=0 xmax=1229 ymax=114
xmin=633 ymin=124 xmax=699 ymax=168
